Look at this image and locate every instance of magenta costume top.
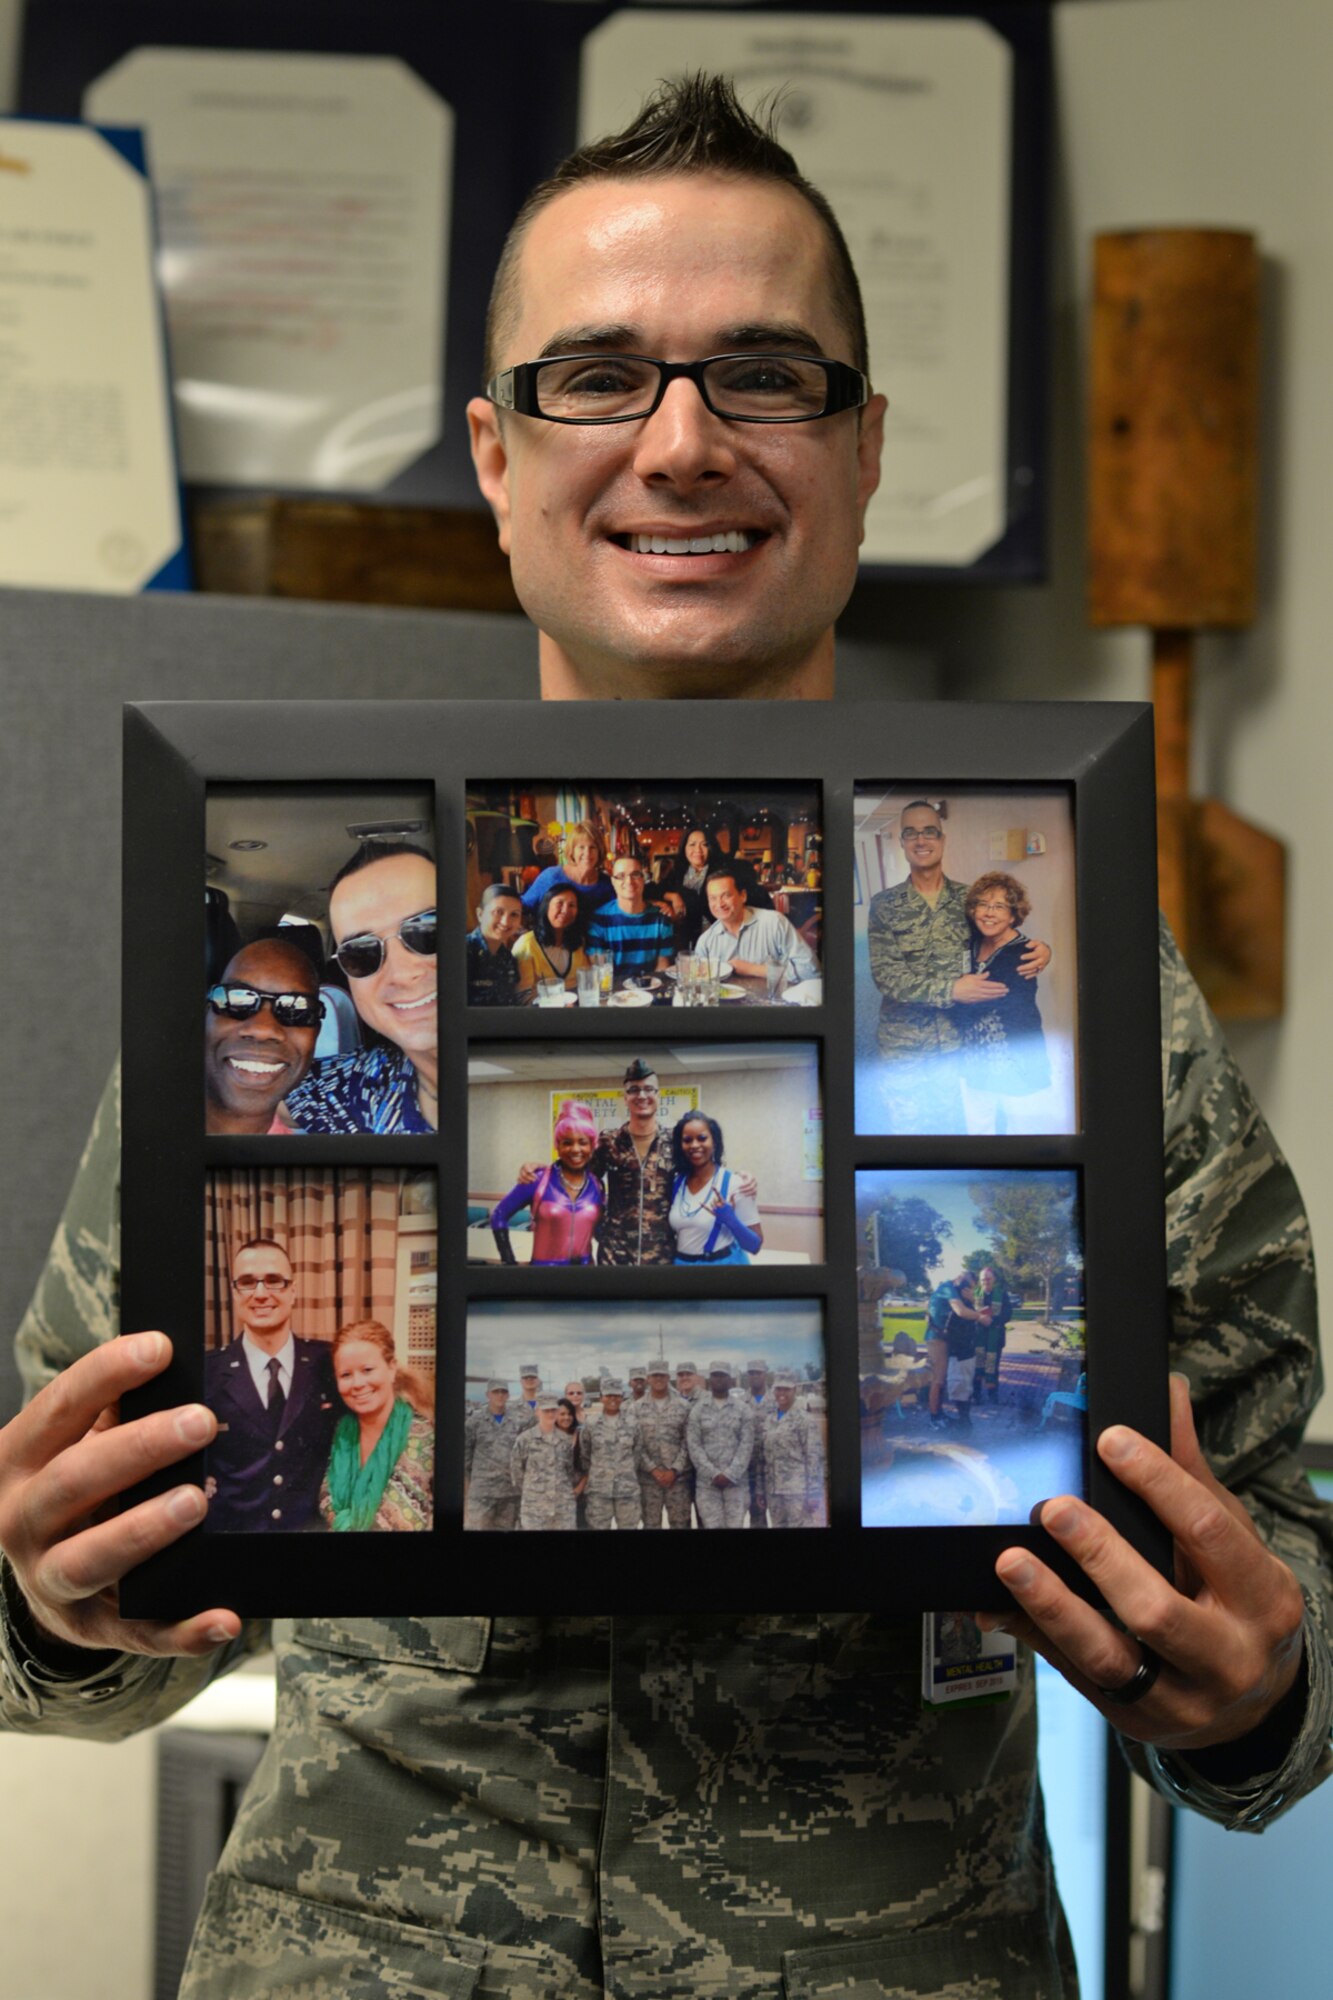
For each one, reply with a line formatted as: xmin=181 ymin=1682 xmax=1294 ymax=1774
xmin=490 ymin=1165 xmax=604 ymax=1265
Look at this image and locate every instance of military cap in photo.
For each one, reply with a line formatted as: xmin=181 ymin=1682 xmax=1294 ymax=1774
xmin=707 ymin=1358 xmax=735 ymax=1377
xmin=535 ymin=1392 xmax=561 ymax=1411
xmin=600 ymin=1376 xmax=626 ymax=1396
xmin=628 ymin=1362 xmax=648 ymax=1379
xmin=519 ymin=1362 xmax=541 ymax=1377
xmin=745 ymin=1357 xmax=769 ymax=1372
xmin=647 ymin=1359 xmax=671 ymax=1375
xmin=622 ymin=1057 xmax=657 ymax=1084
xmin=773 ymin=1368 xmax=800 ymax=1388
xmin=807 ymin=1394 xmax=826 ymax=1413
xmin=486 ymin=1378 xmax=510 ymax=1394
xmin=675 ymin=1360 xmax=698 ymax=1374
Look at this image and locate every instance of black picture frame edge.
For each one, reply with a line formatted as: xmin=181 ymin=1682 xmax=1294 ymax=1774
xmin=120 ymin=695 xmax=1169 ymax=1618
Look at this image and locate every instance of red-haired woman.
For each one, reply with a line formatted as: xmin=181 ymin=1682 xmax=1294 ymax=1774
xmin=320 ymin=1319 xmax=434 ymax=1531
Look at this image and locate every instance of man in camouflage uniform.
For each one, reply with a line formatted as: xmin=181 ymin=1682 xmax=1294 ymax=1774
xmin=515 ymin=1364 xmax=543 ymax=1431
xmin=761 ymin=1369 xmax=827 ymax=1528
xmin=687 ymin=1362 xmax=757 ymax=1529
xmin=627 ymin=1364 xmax=648 ymax=1406
xmin=742 ymin=1357 xmax=771 ymax=1527
xmin=632 ymin=1360 xmax=693 ymax=1529
xmin=976 ymin=1264 xmax=1015 ymax=1403
xmin=463 ymin=1380 xmax=522 ymax=1531
xmin=2 ymin=75 xmax=1330 ymax=2000
xmin=581 ymin=1380 xmax=643 ymax=1532
xmin=865 ymin=801 xmax=1050 ymax=1135
xmin=512 ymin=1394 xmax=579 ymax=1531
xmin=588 ymin=1060 xmax=676 ymax=1267
xmin=675 ymin=1361 xmax=705 ymax=1405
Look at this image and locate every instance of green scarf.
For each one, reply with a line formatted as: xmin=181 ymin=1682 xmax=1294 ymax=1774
xmin=325 ymin=1396 xmax=415 ymax=1532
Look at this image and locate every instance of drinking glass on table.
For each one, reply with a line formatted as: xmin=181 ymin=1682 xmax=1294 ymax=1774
xmin=764 ymin=959 xmax=789 ymax=1003
xmin=591 ymin=951 xmax=612 ymax=1001
xmin=576 ymin=964 xmax=600 ymax=1008
xmin=536 ymin=977 xmax=565 ymax=1007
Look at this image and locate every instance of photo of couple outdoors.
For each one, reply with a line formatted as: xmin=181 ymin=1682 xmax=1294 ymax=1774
xmin=465 ymin=1301 xmax=827 ymax=1532
xmin=204 ymin=788 xmax=438 ymax=1136
xmin=857 ymin=1168 xmax=1086 ymax=1530
xmin=203 ymin=1168 xmax=437 ymax=1534
xmin=466 ymin=781 xmax=822 ymax=1008
xmin=854 ymin=787 xmax=1078 ymax=1135
xmin=467 ymin=1044 xmax=823 ymax=1267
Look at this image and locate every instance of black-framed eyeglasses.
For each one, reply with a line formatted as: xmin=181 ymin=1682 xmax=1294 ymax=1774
xmin=900 ymin=827 xmax=944 ymax=843
xmin=334 ymin=907 xmax=437 ymax=979
xmin=206 ymin=984 xmax=324 ymax=1028
xmin=231 ymin=1273 xmax=293 ymax=1294
xmin=487 ymin=353 xmax=870 ymax=426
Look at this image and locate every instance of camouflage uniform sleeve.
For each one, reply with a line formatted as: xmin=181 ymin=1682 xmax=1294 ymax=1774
xmin=1123 ymin=924 xmax=1333 ymax=1828
xmin=3 ymin=1062 xmax=270 ymax=1740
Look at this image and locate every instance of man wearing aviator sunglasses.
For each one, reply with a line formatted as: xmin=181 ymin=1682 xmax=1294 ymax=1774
xmin=204 ymin=939 xmax=322 ymax=1135
xmin=284 ymin=841 xmax=439 ymax=1135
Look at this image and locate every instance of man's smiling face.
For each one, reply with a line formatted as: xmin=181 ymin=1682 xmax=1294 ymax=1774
xmin=330 ymin=851 xmax=438 ymax=1062
xmin=469 ymin=173 xmax=885 ymax=698
xmin=205 ymin=939 xmax=319 ymax=1131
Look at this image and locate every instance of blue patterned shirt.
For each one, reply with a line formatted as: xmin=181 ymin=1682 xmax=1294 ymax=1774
xmin=285 ymin=1046 xmax=433 ymax=1134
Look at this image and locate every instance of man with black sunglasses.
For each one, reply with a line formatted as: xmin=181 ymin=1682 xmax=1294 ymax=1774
xmin=285 ymin=840 xmax=439 ymax=1134
xmin=202 ymin=1240 xmax=336 ymax=1535
xmin=204 ymin=939 xmax=321 ymax=1135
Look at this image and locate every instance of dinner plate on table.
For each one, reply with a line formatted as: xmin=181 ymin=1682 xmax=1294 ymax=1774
xmin=717 ymin=983 xmax=747 ymax=1002
xmin=610 ymin=987 xmax=654 ymax=1007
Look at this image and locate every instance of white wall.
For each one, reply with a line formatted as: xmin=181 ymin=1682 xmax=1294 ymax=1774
xmin=939 ymin=0 xmax=1333 ymax=1430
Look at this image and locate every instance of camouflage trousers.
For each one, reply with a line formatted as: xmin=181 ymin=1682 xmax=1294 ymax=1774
xmin=870 ymin=1050 xmax=966 ymax=1137
xmin=767 ymin=1494 xmax=815 ymax=1528
xmin=180 ymin=1615 xmax=1075 ymax=2000
xmin=466 ymin=1496 xmax=518 ymax=1532
xmin=585 ymin=1491 xmax=643 ymax=1532
xmin=696 ymin=1480 xmax=748 ymax=1528
xmin=639 ymin=1474 xmax=694 ymax=1529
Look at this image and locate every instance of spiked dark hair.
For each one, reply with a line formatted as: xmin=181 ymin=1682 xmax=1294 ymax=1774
xmin=484 ymin=73 xmax=869 ymax=380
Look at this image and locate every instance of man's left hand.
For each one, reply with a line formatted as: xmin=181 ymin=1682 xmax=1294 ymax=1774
xmin=1017 ymin=938 xmax=1052 ymax=978
xmin=977 ymin=1376 xmax=1306 ymax=1750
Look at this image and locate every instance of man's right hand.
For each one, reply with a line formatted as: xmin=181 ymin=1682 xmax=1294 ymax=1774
xmin=516 ymin=1159 xmax=545 ymax=1185
xmin=0 ymin=1332 xmax=242 ymax=1659
xmin=951 ymin=973 xmax=1007 ymax=1004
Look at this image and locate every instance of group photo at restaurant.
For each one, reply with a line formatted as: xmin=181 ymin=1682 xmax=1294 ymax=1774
xmin=465 ymin=780 xmax=823 ymax=1007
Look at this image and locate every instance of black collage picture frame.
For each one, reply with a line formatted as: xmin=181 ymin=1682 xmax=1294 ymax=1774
xmin=120 ymin=698 xmax=1170 ymax=1616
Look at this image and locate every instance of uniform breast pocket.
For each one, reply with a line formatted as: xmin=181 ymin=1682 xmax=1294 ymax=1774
xmin=288 ymin=1616 xmax=491 ymax=1675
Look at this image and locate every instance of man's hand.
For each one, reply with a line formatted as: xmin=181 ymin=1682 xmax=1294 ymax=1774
xmin=1017 ymin=938 xmax=1052 ymax=979
xmin=951 ymin=972 xmax=1007 ymax=1004
xmin=712 ymin=1473 xmax=733 ymax=1489
xmin=652 ymin=1467 xmax=676 ymax=1487
xmin=0 ymin=1333 xmax=242 ymax=1659
xmin=977 ymin=1377 xmax=1305 ymax=1750
xmin=516 ymin=1159 xmax=545 ymax=1185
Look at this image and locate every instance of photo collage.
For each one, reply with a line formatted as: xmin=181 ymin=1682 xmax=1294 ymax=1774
xmin=200 ymin=778 xmax=1085 ymax=1540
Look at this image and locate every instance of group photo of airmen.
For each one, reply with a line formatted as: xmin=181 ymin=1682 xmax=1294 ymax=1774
xmin=464 ymin=1300 xmax=827 ymax=1531
xmin=852 ymin=786 xmax=1079 ymax=1137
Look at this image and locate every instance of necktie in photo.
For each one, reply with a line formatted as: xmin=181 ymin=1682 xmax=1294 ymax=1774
xmin=267 ymin=1355 xmax=286 ymax=1433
